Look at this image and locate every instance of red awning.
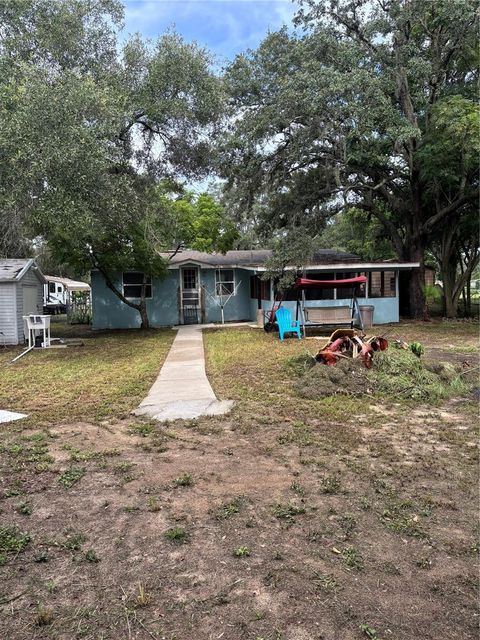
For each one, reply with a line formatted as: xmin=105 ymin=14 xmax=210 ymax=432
xmin=293 ymin=276 xmax=367 ymax=290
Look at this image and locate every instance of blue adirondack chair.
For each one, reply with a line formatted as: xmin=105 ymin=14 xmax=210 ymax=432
xmin=275 ymin=307 xmax=302 ymax=341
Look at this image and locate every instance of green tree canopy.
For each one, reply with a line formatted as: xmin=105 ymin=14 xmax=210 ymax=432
xmin=220 ymin=0 xmax=479 ymax=317
xmin=0 ymin=0 xmax=228 ymax=327
xmin=317 ymin=208 xmax=396 ymax=262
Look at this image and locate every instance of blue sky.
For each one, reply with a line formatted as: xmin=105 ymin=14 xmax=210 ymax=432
xmin=122 ymin=0 xmax=297 ymax=64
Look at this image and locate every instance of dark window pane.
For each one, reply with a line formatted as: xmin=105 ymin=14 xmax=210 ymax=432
xmin=369 ymin=272 xmax=381 ymax=297
xmin=124 ymin=285 xmax=141 ymax=298
xmin=123 ymin=272 xmax=143 ymax=285
xmin=217 ymin=269 xmax=233 ymax=282
xmin=281 ymin=283 xmax=298 ymax=301
xmin=304 ymin=272 xmax=335 ymax=300
xmin=123 ymin=284 xmax=152 ymax=298
xmin=386 ymin=272 xmax=396 ymax=297
xmin=261 ymin=279 xmax=270 ymax=300
xmin=183 ymin=269 xmax=197 ymax=289
xmin=336 ymin=271 xmax=356 ymax=299
xmin=250 ymin=276 xmax=270 ymax=300
xmin=216 ymin=282 xmax=234 ymax=296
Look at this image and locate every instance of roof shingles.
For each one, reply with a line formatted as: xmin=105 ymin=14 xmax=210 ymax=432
xmin=165 ymin=249 xmax=360 ymax=268
xmin=0 ymin=259 xmax=32 ymax=281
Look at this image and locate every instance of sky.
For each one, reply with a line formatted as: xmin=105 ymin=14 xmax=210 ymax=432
xmin=122 ymin=0 xmax=297 ymax=65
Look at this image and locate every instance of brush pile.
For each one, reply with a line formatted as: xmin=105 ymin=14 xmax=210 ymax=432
xmin=293 ymin=347 xmax=474 ymax=401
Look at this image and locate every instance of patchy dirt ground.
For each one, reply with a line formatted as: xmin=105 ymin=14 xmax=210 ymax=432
xmin=0 ymin=320 xmax=478 ymax=640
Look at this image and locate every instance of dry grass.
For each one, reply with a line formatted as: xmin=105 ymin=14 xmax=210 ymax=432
xmin=0 ymin=323 xmax=175 ymax=425
xmin=0 ymin=320 xmax=478 ymax=640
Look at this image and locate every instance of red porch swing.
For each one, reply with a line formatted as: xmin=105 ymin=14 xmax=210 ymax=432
xmin=265 ymin=275 xmax=368 ymax=333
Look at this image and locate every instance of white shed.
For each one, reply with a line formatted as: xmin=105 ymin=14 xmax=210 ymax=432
xmin=0 ymin=259 xmax=46 ymax=345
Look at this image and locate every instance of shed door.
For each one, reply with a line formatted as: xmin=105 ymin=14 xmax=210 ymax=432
xmin=22 ymin=285 xmax=39 ymax=315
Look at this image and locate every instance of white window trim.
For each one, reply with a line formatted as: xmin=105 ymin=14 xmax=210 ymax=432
xmin=122 ymin=272 xmax=153 ymax=300
xmin=215 ymin=269 xmax=236 ymax=297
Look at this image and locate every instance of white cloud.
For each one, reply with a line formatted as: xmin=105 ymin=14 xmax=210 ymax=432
xmin=122 ymin=0 xmax=298 ymax=61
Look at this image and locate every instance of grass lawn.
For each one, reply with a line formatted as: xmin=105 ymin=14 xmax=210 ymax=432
xmin=0 ymin=320 xmax=175 ymax=424
xmin=0 ymin=319 xmax=478 ymax=640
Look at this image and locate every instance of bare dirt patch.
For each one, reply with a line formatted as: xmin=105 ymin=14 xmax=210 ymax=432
xmin=0 ymin=322 xmax=478 ymax=640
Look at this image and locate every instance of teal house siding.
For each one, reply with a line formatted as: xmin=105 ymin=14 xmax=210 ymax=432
xmin=92 ymin=270 xmax=400 ymax=328
xmin=201 ymin=268 xmax=253 ymax=323
xmin=91 ymin=270 xmax=180 ymax=329
xmin=91 ymin=251 xmax=414 ymax=329
xmin=91 ymin=267 xmax=256 ymax=329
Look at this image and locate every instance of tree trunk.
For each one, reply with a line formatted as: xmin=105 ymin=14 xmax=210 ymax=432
xmin=444 ymin=290 xmax=458 ymax=318
xmin=408 ymin=268 xmax=425 ymax=319
xmin=442 ymin=269 xmax=459 ymax=318
xmin=138 ymin=298 xmax=149 ymax=329
xmin=437 ymin=224 xmax=459 ymax=319
xmin=138 ymin=274 xmax=150 ymax=329
xmin=98 ymin=264 xmax=151 ymax=329
xmin=437 ymin=232 xmax=479 ymax=319
xmin=405 ymin=243 xmax=426 ymax=319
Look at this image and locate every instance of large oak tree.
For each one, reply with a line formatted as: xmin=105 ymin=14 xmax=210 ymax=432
xmin=0 ymin=0 xmax=228 ymax=327
xmin=220 ymin=0 xmax=478 ymax=317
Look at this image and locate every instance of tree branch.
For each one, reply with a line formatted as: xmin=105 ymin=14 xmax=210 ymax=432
xmin=92 ymin=254 xmax=141 ymax=311
xmin=423 ymin=193 xmax=472 ymax=232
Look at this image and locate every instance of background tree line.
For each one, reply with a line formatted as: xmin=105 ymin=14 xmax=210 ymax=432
xmin=1 ymin=0 xmax=478 ymax=325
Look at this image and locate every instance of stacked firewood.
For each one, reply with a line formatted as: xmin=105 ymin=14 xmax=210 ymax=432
xmin=315 ymin=329 xmax=389 ymax=369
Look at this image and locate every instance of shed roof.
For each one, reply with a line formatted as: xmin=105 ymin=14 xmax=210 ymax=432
xmin=0 ymin=258 xmax=46 ymax=283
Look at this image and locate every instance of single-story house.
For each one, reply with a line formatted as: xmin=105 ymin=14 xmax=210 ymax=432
xmin=0 ymin=259 xmax=46 ymax=345
xmin=91 ymin=249 xmax=420 ymax=329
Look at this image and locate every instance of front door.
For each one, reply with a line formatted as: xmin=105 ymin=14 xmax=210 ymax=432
xmin=181 ymin=267 xmax=200 ymax=324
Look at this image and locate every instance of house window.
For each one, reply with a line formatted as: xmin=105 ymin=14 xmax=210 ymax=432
xmin=215 ymin=269 xmax=235 ymax=296
xmin=369 ymin=271 xmax=396 ymax=298
xmin=182 ymin=268 xmax=197 ymax=290
xmin=123 ymin=272 xmax=152 ymax=299
xmin=49 ymin=283 xmax=56 ymax=293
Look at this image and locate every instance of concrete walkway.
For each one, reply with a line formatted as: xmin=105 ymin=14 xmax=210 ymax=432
xmin=133 ymin=325 xmax=235 ymax=422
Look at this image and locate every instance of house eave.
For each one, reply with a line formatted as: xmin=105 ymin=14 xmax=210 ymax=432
xmin=167 ymin=259 xmax=216 ymax=269
xmin=251 ymin=262 xmax=421 ymax=272
xmin=167 ymin=260 xmax=260 ymax=270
